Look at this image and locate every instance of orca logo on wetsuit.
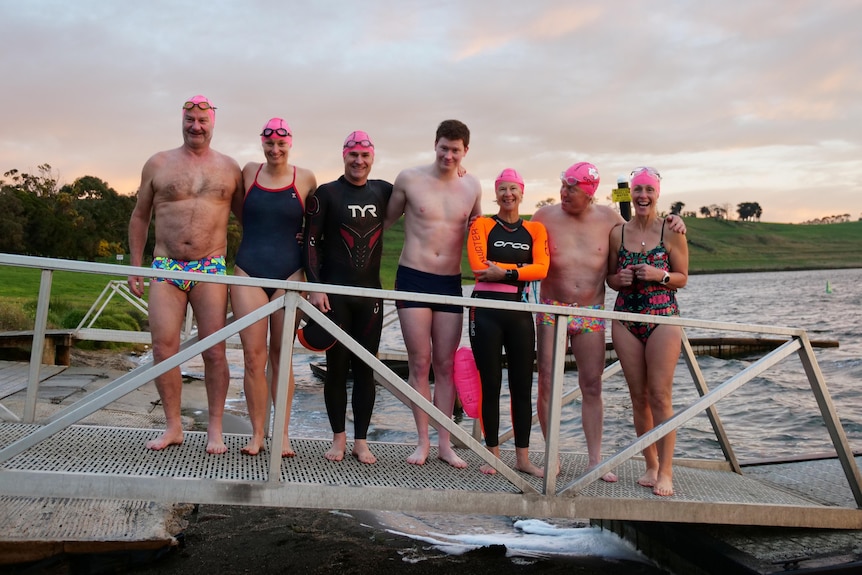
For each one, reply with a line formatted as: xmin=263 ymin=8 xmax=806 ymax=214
xmin=347 ymin=204 xmax=378 ymax=218
xmin=493 ymin=240 xmax=530 ymax=251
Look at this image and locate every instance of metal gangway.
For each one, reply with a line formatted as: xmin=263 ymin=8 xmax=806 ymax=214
xmin=1 ymin=253 xmax=861 ymax=529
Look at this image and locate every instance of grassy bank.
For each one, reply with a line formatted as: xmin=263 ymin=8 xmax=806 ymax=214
xmin=1 ymin=219 xmax=860 ymax=331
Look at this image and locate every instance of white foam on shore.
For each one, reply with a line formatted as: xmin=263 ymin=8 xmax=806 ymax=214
xmin=359 ymin=510 xmax=652 ymax=565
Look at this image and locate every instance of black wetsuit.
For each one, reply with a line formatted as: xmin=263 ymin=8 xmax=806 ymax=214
xmin=303 ymin=176 xmax=392 ymax=439
xmin=235 ymin=165 xmax=304 ymax=297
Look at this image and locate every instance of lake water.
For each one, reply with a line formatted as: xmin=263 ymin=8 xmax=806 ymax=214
xmin=182 ymin=267 xmax=862 ymax=568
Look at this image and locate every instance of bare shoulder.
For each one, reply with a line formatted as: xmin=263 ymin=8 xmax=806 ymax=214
xmin=461 ymin=172 xmax=482 ymax=193
xmin=392 ymin=164 xmax=425 ymax=191
xmin=593 ymin=204 xmax=622 ymax=220
xmin=241 ymin=161 xmax=261 ymax=177
xmin=531 ymin=205 xmax=553 ymax=223
xmin=214 ymin=149 xmax=241 ymax=170
xmin=294 ymin=165 xmax=317 ymax=195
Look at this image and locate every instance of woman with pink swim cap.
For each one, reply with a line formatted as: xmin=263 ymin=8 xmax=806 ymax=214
xmin=466 ymin=168 xmax=550 ymax=478
xmin=607 ymin=166 xmax=689 ymax=496
xmin=230 ymin=117 xmax=317 ymax=457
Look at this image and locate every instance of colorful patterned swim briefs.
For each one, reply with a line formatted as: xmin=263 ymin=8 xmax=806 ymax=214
xmin=151 ymin=255 xmax=226 ymax=292
xmin=535 ymin=299 xmax=605 ymax=335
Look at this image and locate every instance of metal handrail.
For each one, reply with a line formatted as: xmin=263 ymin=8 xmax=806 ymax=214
xmin=1 ymin=252 xmax=859 ymax=506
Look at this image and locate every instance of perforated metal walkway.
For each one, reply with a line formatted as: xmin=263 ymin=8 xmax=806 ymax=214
xmin=1 ymin=423 xmax=860 ymax=530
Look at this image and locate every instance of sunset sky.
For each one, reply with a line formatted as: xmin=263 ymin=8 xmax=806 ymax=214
xmin=2 ymin=0 xmax=860 ymax=223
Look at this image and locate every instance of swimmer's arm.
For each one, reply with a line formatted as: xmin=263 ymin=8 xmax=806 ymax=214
xmin=605 ymin=224 xmax=626 ymax=290
xmin=502 ymin=221 xmax=549 ymax=282
xmin=666 ymin=229 xmax=689 ymax=289
xmin=665 ymin=213 xmax=686 ymax=234
xmin=467 ymin=218 xmax=490 ymax=276
xmin=127 ymin=157 xmax=158 ymax=296
xmin=384 ymin=172 xmax=408 ymax=229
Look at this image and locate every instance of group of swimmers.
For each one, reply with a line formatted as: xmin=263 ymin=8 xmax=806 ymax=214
xmin=128 ymin=94 xmax=687 ymax=496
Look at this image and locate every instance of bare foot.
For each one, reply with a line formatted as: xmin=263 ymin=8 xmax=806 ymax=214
xmin=241 ymin=437 xmax=265 ymax=456
xmin=407 ymin=444 xmax=429 ymax=466
xmin=145 ymin=429 xmax=183 ymax=451
xmin=637 ymin=468 xmax=658 ymax=488
xmin=515 ymin=448 xmax=544 ymax=478
xmin=516 ymin=460 xmax=545 ymax=478
xmin=206 ymin=434 xmax=227 ymax=455
xmin=281 ymin=436 xmax=296 ymax=458
xmin=587 ymin=465 xmax=618 ymax=483
xmin=479 ymin=463 xmax=497 ymax=475
xmin=653 ymin=473 xmax=674 ymax=496
xmin=351 ymin=440 xmax=377 ymax=465
xmin=437 ymin=445 xmax=467 ymax=469
xmin=325 ymin=433 xmax=346 ymax=462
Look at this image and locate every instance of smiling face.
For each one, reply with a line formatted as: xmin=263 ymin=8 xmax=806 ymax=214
xmin=343 ymin=148 xmax=374 ymax=185
xmin=630 ymin=181 xmax=660 ymax=216
xmin=261 ymin=137 xmax=290 ymax=165
xmin=182 ymin=108 xmax=214 ymax=149
xmin=495 ymin=180 xmax=523 ymax=212
xmin=434 ymin=137 xmax=467 ymax=173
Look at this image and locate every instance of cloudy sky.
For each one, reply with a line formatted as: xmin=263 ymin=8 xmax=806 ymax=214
xmin=2 ymin=0 xmax=861 ymax=223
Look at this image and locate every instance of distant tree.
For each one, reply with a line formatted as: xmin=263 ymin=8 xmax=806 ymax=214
xmin=0 ymin=166 xmax=137 ymax=260
xmin=699 ymin=206 xmax=712 ymax=218
xmin=0 ymin=188 xmax=26 ymax=252
xmin=736 ymin=202 xmax=763 ymax=222
xmin=1 ymin=164 xmax=59 ymax=197
xmin=536 ymin=197 xmax=556 ymax=208
xmin=682 ymin=211 xmax=697 ymax=218
xmin=670 ymin=201 xmax=685 ymax=215
xmin=62 ymin=176 xmax=136 ymax=258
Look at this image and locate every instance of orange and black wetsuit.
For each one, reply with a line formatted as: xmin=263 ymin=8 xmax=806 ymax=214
xmin=467 ymin=215 xmax=549 ymax=449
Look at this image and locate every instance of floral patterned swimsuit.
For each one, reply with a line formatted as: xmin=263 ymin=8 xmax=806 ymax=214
xmin=613 ymin=222 xmax=679 ymax=344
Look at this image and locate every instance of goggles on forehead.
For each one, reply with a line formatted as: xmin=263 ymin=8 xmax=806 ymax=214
xmin=560 ymin=172 xmax=597 ymax=187
xmin=183 ymin=101 xmax=216 ymax=111
xmin=631 ymin=166 xmax=661 ymax=180
xmin=344 ymin=139 xmax=373 ymax=149
xmin=261 ymin=128 xmax=291 ymax=138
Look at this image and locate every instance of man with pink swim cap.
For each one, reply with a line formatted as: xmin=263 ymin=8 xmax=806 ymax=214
xmin=128 ymin=94 xmax=243 ymax=454
xmin=532 ymin=161 xmax=685 ymax=480
xmin=303 ymin=129 xmax=391 ymax=465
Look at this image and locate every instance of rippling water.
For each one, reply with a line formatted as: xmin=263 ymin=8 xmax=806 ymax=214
xmin=213 ymin=267 xmax=862 ymax=464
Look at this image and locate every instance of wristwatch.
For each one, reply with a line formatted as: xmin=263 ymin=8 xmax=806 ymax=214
xmin=505 ymin=269 xmax=518 ymax=281
xmin=661 ymin=271 xmax=671 ymax=285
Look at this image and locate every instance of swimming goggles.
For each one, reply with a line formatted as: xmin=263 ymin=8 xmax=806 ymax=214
xmin=560 ymin=172 xmax=597 ymax=187
xmin=261 ymin=128 xmax=291 ymax=137
xmin=183 ymin=101 xmax=217 ymax=111
xmin=343 ymin=139 xmax=373 ymax=149
xmin=630 ymin=166 xmax=662 ymax=180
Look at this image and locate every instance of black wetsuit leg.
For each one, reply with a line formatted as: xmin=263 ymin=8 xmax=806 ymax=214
xmin=323 ymin=293 xmax=383 ymax=439
xmin=503 ymin=310 xmax=535 ymax=449
xmin=469 ymin=305 xmax=505 ymax=448
xmin=470 ymin=299 xmax=535 ymax=449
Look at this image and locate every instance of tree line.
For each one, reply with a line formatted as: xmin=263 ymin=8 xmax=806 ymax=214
xmin=0 ymin=165 xmax=242 ymax=262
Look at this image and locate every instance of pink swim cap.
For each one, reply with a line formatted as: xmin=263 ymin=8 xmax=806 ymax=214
xmin=494 ymin=168 xmax=524 ymax=191
xmin=182 ymin=95 xmax=216 ymax=124
xmin=630 ymin=166 xmax=661 ymax=192
xmin=342 ymin=130 xmax=375 ymax=158
xmin=261 ymin=118 xmax=293 ymax=146
xmin=561 ymin=162 xmax=600 ymax=197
